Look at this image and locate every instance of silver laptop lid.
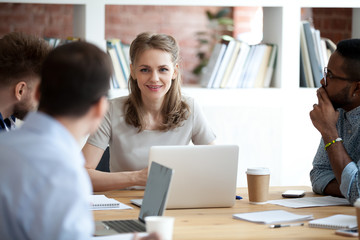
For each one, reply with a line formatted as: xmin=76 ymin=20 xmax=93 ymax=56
xmin=138 ymin=161 xmax=173 ymax=222
xmin=148 ymin=145 xmax=239 ymax=209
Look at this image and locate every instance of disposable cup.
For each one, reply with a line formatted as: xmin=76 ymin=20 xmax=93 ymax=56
xmin=145 ymin=216 xmax=175 ymax=240
xmin=246 ymin=167 xmax=270 ymax=204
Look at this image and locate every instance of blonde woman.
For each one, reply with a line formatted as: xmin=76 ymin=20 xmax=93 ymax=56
xmin=83 ymin=32 xmax=216 ymax=191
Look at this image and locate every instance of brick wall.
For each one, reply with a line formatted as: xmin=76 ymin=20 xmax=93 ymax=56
xmin=0 ymin=3 xmax=73 ymax=38
xmin=312 ymin=8 xmax=352 ymax=45
xmin=105 ymin=5 xmax=221 ymax=84
xmin=0 ymin=3 xmax=353 ymax=83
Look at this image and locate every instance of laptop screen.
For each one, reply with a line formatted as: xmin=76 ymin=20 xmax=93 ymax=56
xmin=138 ymin=161 xmax=173 ymax=222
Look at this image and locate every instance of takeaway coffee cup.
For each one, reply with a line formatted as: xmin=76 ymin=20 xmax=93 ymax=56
xmin=246 ymin=167 xmax=270 ymax=204
xmin=145 ymin=216 xmax=175 ymax=240
xmin=355 ymin=198 xmax=360 ymax=239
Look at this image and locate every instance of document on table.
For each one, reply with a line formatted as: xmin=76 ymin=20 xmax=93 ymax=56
xmin=92 ymin=232 xmax=148 ymax=239
xmin=267 ymin=196 xmax=350 ymax=208
xmin=233 ymin=210 xmax=313 ymax=224
xmin=89 ymin=195 xmax=133 ymax=210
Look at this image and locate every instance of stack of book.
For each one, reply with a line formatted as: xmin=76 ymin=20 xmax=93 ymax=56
xmin=106 ymin=39 xmax=130 ymax=89
xmin=200 ymin=39 xmax=277 ymax=89
xmin=43 ymin=37 xmax=81 ymax=48
xmin=300 ymin=21 xmax=336 ymax=88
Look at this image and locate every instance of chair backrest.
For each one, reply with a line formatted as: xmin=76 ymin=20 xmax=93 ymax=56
xmin=96 ymin=147 xmax=110 ymax=172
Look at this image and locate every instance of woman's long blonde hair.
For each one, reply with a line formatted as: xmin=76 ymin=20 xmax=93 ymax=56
xmin=124 ymin=32 xmax=190 ymax=132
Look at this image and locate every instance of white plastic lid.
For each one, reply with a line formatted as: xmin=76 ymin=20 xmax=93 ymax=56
xmin=246 ymin=167 xmax=270 ymax=175
xmin=355 ymin=198 xmax=360 ymax=208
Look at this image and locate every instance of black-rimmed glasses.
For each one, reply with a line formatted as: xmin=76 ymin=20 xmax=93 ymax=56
xmin=323 ymin=67 xmax=352 ymax=86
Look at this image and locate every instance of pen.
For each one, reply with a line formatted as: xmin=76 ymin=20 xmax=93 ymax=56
xmin=269 ymin=223 xmax=304 ymax=228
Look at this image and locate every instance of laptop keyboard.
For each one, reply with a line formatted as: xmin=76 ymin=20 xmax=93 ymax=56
xmin=103 ymin=220 xmax=146 ymax=233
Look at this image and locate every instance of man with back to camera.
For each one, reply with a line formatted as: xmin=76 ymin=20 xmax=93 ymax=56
xmin=0 ymin=41 xmax=159 ymax=240
xmin=0 ymin=32 xmax=51 ymax=131
xmin=310 ymin=38 xmax=360 ymax=205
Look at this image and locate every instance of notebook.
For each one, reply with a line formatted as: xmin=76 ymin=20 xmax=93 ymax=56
xmin=90 ymin=195 xmax=120 ymax=209
xmin=89 ymin=195 xmax=132 ymax=210
xmin=308 ymin=214 xmax=357 ymax=230
xmin=94 ymin=161 xmax=173 ymax=236
xmin=131 ymin=145 xmax=239 ymax=209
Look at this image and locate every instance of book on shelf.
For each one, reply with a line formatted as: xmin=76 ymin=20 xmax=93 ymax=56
xmin=254 ymin=44 xmax=273 ymax=88
xmin=110 ymin=39 xmax=130 ymax=81
xmin=300 ymin=21 xmax=336 ymax=88
xmin=211 ymin=39 xmax=237 ymax=88
xmin=302 ymin=21 xmax=322 ymax=88
xmin=300 ymin=22 xmax=314 ymax=88
xmin=242 ymin=44 xmax=266 ymax=88
xmin=226 ymin=41 xmax=251 ymax=88
xmin=237 ymin=44 xmax=256 ymax=88
xmin=240 ymin=44 xmax=276 ymax=88
xmin=43 ymin=37 xmax=62 ymax=48
xmin=200 ymin=40 xmax=277 ymax=89
xmin=43 ymin=37 xmax=81 ymax=48
xmin=107 ymin=39 xmax=132 ymax=89
xmin=219 ymin=40 xmax=242 ymax=88
xmin=122 ymin=43 xmax=131 ymax=66
xmin=263 ymin=44 xmax=278 ymax=88
xmin=308 ymin=214 xmax=357 ymax=230
xmin=107 ymin=43 xmax=127 ymax=89
xmin=199 ymin=43 xmax=226 ymax=88
xmin=299 ymin=50 xmax=307 ymax=88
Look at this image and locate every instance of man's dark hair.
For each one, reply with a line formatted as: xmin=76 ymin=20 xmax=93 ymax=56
xmin=336 ymin=39 xmax=360 ymax=81
xmin=38 ymin=41 xmax=112 ymax=117
xmin=0 ymin=32 xmax=51 ymax=86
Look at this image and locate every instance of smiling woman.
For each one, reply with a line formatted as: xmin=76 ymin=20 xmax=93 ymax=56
xmin=126 ymin=33 xmax=185 ymax=132
xmin=82 ymin=32 xmax=216 ymax=192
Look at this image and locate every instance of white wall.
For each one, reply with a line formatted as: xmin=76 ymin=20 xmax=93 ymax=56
xmin=109 ymin=87 xmax=321 ymax=188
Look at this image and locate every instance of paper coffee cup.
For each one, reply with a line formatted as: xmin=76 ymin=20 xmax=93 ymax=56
xmin=354 ymin=198 xmax=360 ymax=240
xmin=145 ymin=216 xmax=175 ymax=240
xmin=246 ymin=167 xmax=270 ymax=204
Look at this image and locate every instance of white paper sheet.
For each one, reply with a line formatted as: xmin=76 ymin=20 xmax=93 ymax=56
xmin=233 ymin=210 xmax=313 ymax=224
xmin=92 ymin=232 xmax=148 ymax=239
xmin=267 ymin=196 xmax=350 ymax=208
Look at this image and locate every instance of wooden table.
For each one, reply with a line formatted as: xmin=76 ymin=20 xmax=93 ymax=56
xmin=93 ymin=186 xmax=356 ymax=239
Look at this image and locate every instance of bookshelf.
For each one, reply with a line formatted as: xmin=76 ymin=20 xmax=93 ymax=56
xmin=3 ymin=0 xmax=360 ymax=188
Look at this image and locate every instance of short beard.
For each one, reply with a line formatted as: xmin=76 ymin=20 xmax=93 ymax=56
xmin=331 ymin=84 xmax=352 ymax=110
xmin=12 ymin=107 xmax=28 ymax=120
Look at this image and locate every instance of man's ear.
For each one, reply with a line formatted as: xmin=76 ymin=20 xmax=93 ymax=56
xmin=354 ymin=82 xmax=360 ymax=97
xmin=93 ymin=96 xmax=108 ymax=120
xmin=14 ymin=81 xmax=27 ymax=101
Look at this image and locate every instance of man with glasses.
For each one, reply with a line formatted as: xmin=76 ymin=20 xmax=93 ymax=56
xmin=310 ymin=38 xmax=360 ymax=205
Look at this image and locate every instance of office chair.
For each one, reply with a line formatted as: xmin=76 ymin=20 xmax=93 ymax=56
xmin=96 ymin=146 xmax=110 ymax=172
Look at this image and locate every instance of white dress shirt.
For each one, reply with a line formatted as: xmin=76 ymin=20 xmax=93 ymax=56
xmin=0 ymin=112 xmax=94 ymax=240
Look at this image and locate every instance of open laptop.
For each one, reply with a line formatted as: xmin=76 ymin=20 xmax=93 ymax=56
xmin=131 ymin=145 xmax=239 ymax=209
xmin=94 ymin=161 xmax=173 ymax=236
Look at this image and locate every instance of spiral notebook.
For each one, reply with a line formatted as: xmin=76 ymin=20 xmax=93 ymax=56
xmin=89 ymin=195 xmax=132 ymax=210
xmin=308 ymin=214 xmax=357 ymax=229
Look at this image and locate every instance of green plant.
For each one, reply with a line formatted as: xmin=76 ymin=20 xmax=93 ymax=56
xmin=193 ymin=7 xmax=234 ymax=76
